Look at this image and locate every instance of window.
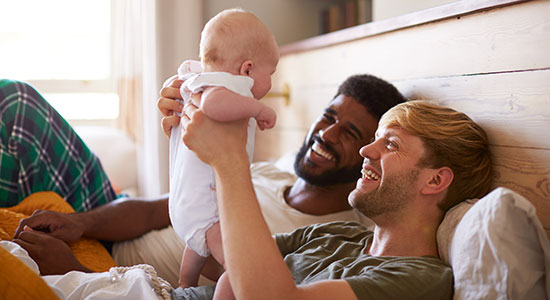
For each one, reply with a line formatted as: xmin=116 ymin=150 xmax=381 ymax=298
xmin=0 ymin=0 xmax=119 ymax=122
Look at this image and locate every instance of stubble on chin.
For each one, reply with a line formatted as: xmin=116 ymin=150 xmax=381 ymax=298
xmin=350 ymin=169 xmax=419 ymax=218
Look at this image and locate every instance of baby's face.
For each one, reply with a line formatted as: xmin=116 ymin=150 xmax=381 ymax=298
xmin=250 ymin=51 xmax=279 ymax=99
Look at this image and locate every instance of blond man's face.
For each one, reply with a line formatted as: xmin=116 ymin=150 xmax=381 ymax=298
xmin=348 ymin=126 xmax=427 ymax=218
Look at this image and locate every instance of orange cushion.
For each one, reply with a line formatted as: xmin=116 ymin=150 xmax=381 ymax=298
xmin=0 ymin=245 xmax=60 ymax=300
xmin=1 ymin=191 xmax=117 ymax=272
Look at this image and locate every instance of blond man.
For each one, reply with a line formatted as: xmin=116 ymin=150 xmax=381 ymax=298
xmin=178 ymin=100 xmax=492 ymax=299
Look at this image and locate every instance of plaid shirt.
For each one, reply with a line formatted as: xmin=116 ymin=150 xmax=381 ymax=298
xmin=0 ymin=79 xmax=116 ymax=212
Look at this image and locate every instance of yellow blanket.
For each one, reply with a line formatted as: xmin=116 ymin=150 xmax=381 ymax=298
xmin=0 ymin=191 xmax=117 ymax=272
xmin=0 ymin=244 xmax=60 ymax=299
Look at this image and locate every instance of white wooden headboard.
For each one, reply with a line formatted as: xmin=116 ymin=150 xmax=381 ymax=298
xmin=255 ymin=0 xmax=550 ymax=237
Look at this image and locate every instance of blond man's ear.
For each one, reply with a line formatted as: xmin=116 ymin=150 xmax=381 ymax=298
xmin=421 ymin=167 xmax=454 ymax=196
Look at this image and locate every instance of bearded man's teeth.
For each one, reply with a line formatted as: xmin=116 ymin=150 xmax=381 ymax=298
xmin=312 ymin=142 xmax=335 ymax=161
xmin=361 ymin=169 xmax=380 ymax=180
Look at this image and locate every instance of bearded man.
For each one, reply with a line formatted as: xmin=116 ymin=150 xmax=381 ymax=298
xmin=12 ymin=74 xmax=405 ymax=287
xmin=177 ymin=100 xmax=492 ymax=300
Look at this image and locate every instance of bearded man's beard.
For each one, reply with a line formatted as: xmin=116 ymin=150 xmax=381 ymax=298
xmin=293 ymin=138 xmax=362 ymax=186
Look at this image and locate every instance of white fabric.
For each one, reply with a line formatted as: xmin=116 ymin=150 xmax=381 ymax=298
xmin=113 ymin=226 xmax=188 ymax=288
xmin=0 ymin=241 xmax=164 ymax=300
xmin=113 ymin=161 xmax=373 ymax=287
xmin=0 ymin=240 xmax=40 ymax=274
xmin=74 ymin=126 xmax=138 ymax=196
xmin=168 ymin=60 xmax=256 ymax=257
xmin=176 ymin=60 xmax=255 ymax=108
xmin=42 ymin=268 xmax=163 ymax=300
xmin=436 ymin=198 xmax=478 ymax=264
xmin=437 ymin=187 xmax=550 ymax=300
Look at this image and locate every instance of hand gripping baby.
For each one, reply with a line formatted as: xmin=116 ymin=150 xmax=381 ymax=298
xmin=165 ymin=8 xmax=279 ymax=300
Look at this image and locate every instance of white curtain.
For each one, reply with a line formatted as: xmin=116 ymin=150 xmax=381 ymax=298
xmin=113 ymin=0 xmax=144 ymax=142
xmin=112 ymin=0 xmax=162 ymax=197
xmin=112 ymin=0 xmax=203 ymax=197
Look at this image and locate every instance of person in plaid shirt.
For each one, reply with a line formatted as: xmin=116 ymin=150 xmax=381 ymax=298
xmin=0 ymin=79 xmax=116 ymax=211
xmin=2 ymin=79 xmax=170 ymax=275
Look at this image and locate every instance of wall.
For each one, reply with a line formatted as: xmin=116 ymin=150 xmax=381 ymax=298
xmin=203 ymin=0 xmax=343 ymax=46
xmin=203 ymin=0 xmax=456 ymax=46
xmin=373 ymin=0 xmax=457 ymax=21
xmin=264 ymin=1 xmax=550 ymax=234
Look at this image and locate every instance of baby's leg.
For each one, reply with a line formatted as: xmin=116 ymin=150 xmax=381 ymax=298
xmin=206 ymin=221 xmax=225 ymax=267
xmin=201 ymin=255 xmax=224 ymax=282
xmin=207 ymin=222 xmax=235 ymax=299
xmin=179 ymin=247 xmax=207 ymax=288
xmin=213 ymin=272 xmax=235 ymax=300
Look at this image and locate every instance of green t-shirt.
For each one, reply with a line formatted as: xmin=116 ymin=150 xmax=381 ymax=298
xmin=173 ymin=221 xmax=453 ymax=300
xmin=275 ymin=221 xmax=453 ymax=300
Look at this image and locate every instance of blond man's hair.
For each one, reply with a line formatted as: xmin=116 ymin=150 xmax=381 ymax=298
xmin=200 ymin=8 xmax=278 ymax=71
xmin=379 ymin=100 xmax=493 ymax=211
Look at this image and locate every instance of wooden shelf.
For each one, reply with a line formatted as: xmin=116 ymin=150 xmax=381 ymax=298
xmin=280 ymin=0 xmax=529 ymax=55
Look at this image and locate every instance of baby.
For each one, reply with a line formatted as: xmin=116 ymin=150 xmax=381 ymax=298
xmin=166 ymin=8 xmax=279 ymax=299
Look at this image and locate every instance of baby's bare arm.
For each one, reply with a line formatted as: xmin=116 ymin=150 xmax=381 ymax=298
xmin=200 ymin=87 xmax=275 ymax=129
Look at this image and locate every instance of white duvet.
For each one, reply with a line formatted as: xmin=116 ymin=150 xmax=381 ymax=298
xmin=0 ymin=241 xmax=170 ymax=300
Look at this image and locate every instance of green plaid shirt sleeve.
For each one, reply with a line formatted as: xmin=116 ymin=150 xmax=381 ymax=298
xmin=0 ymin=79 xmax=116 ymax=212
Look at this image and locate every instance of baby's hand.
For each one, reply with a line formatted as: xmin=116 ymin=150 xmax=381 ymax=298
xmin=256 ymin=106 xmax=277 ymax=130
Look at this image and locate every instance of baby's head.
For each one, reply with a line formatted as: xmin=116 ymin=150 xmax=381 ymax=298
xmin=200 ymin=8 xmax=279 ymax=99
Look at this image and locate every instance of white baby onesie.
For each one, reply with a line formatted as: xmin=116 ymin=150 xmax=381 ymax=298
xmin=168 ymin=60 xmax=256 ymax=257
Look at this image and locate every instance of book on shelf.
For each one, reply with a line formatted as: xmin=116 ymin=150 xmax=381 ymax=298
xmin=357 ymin=0 xmax=373 ymax=24
xmin=320 ymin=8 xmax=330 ymax=34
xmin=343 ymin=0 xmax=357 ymax=29
xmin=328 ymin=4 xmax=342 ymax=32
xmin=320 ymin=0 xmax=372 ymax=34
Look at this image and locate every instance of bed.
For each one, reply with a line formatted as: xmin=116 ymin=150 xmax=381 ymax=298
xmin=255 ymin=0 xmax=550 ymax=298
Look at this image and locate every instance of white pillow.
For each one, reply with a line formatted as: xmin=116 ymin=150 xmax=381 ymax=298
xmin=74 ymin=126 xmax=138 ymax=196
xmin=437 ymin=198 xmax=478 ymax=264
xmin=437 ymin=187 xmax=550 ymax=300
xmin=273 ymin=151 xmax=297 ymax=174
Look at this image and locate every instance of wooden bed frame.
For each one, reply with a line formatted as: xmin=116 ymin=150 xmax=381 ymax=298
xmin=255 ymin=0 xmax=550 ymax=237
